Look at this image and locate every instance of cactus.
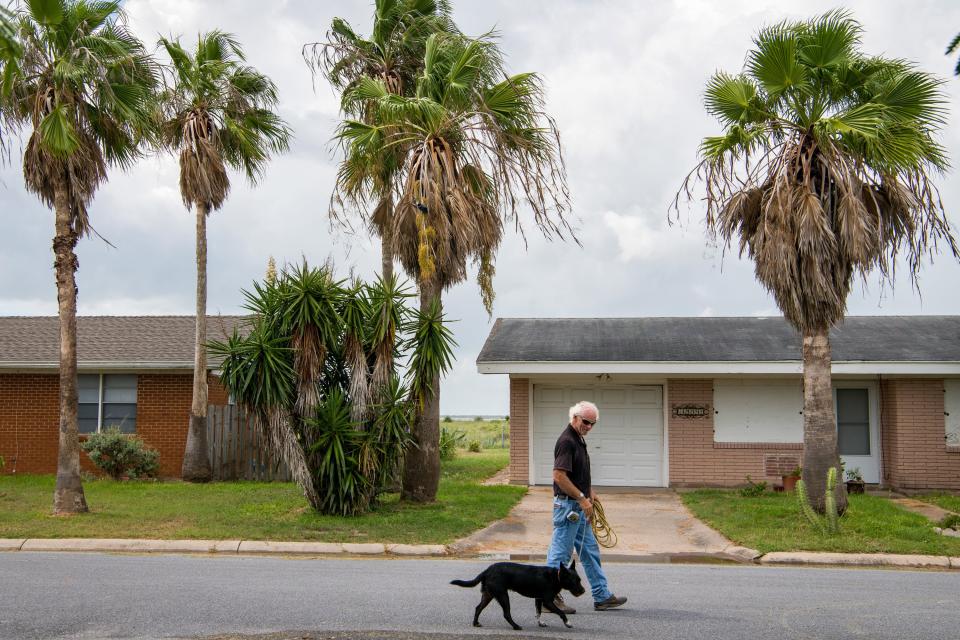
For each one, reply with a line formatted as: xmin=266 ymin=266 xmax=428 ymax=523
xmin=796 ymin=466 xmax=841 ymax=535
xmin=796 ymin=478 xmax=826 ymax=533
xmin=824 ymin=467 xmax=840 ymax=534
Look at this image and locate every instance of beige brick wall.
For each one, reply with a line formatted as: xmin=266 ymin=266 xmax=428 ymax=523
xmin=881 ymin=378 xmax=959 ymax=490
xmin=668 ymin=378 xmax=803 ymax=487
xmin=504 ymin=375 xmax=957 ymax=489
xmin=509 ymin=377 xmax=529 ymax=485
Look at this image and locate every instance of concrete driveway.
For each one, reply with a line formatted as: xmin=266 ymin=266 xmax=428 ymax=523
xmin=449 ymin=487 xmax=744 ymax=562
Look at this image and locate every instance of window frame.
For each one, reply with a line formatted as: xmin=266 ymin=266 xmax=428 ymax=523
xmin=77 ymin=373 xmax=138 ymax=434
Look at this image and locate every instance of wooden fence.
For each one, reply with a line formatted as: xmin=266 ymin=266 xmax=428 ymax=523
xmin=206 ymin=405 xmax=291 ymax=481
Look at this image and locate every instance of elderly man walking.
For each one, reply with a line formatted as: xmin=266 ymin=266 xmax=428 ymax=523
xmin=548 ymin=400 xmax=627 ymax=613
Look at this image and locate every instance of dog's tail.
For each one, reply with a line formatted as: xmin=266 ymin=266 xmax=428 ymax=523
xmin=450 ymin=574 xmax=483 ymax=588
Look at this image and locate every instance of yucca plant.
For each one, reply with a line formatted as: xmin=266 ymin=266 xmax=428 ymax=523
xmin=4 ymin=0 xmax=158 ymax=513
xmin=677 ymin=11 xmax=959 ymax=513
xmin=210 ymin=262 xmax=452 ymax=515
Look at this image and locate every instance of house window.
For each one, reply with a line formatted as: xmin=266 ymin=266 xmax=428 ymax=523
xmin=945 ymin=380 xmax=960 ymax=446
xmin=836 ymin=388 xmax=870 ymax=456
xmin=77 ymin=374 xmax=138 ymax=434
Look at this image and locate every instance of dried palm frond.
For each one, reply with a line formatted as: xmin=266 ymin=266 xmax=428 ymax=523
xmin=254 ymin=407 xmax=320 ymax=509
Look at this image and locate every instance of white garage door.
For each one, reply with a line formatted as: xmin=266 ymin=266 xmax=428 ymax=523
xmin=532 ymin=385 xmax=663 ymax=486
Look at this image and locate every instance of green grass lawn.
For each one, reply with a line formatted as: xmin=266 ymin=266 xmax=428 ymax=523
xmin=441 ymin=418 xmax=510 ymax=449
xmin=681 ymin=489 xmax=960 ymax=556
xmin=0 ymin=450 xmax=525 ymax=544
xmin=914 ymin=493 xmax=960 ymax=515
xmin=681 ymin=489 xmax=960 ymax=555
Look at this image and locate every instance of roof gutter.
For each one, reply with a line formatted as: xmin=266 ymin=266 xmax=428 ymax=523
xmin=0 ymin=361 xmax=207 ymax=371
xmin=476 ymin=360 xmax=960 ymax=375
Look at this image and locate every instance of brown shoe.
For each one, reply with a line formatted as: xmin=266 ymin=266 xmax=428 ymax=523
xmin=553 ymin=594 xmax=576 ymax=614
xmin=594 ymin=594 xmax=627 ymax=611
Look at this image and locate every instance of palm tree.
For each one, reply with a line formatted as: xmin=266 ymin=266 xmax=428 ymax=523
xmin=305 ymin=0 xmax=456 ymax=280
xmin=677 ymin=11 xmax=958 ymax=512
xmin=3 ymin=0 xmax=158 ymax=513
xmin=337 ymin=31 xmax=572 ymax=501
xmin=155 ymin=31 xmax=291 ymax=482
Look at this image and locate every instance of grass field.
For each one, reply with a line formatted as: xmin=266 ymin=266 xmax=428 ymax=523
xmin=441 ymin=418 xmax=510 ymax=449
xmin=0 ymin=449 xmax=525 ymax=544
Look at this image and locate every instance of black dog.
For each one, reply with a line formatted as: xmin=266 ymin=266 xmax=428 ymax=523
xmin=450 ymin=560 xmax=586 ymax=630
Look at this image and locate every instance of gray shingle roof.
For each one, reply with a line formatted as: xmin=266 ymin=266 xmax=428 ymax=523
xmin=0 ymin=316 xmax=248 ymax=368
xmin=477 ymin=316 xmax=960 ymax=363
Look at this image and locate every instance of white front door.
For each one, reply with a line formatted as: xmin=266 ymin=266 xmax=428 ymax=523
xmin=834 ymin=382 xmax=880 ymax=484
xmin=532 ymin=384 xmax=663 ymax=487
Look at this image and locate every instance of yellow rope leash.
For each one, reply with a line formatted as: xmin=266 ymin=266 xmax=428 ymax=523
xmin=590 ymin=497 xmax=618 ymax=548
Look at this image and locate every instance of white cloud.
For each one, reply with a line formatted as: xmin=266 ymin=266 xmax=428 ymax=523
xmin=603 ymin=210 xmax=704 ymax=263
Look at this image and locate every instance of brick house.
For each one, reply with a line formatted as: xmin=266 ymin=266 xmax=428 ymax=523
xmin=477 ymin=316 xmax=960 ymax=491
xmin=0 ymin=316 xmax=245 ymax=477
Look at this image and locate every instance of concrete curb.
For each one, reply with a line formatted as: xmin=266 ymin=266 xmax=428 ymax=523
xmin=1 ymin=538 xmax=956 ymax=569
xmin=0 ymin=538 xmax=446 ymax=558
xmin=723 ymin=545 xmax=762 ymax=563
xmin=18 ymin=538 xmax=241 ymax=554
xmin=759 ymin=551 xmax=956 ymax=570
xmin=0 ymin=539 xmax=26 ymax=551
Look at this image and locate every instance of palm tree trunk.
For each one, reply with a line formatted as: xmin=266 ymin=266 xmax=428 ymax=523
xmin=380 ymin=198 xmax=394 ymax=281
xmin=182 ymin=201 xmax=212 ymax=482
xmin=52 ymin=184 xmax=88 ymax=514
xmin=801 ymin=329 xmax=848 ymax=514
xmin=401 ymin=282 xmax=441 ymax=502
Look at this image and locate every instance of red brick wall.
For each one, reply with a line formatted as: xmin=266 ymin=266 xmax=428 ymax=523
xmin=0 ymin=372 xmax=229 ymax=477
xmin=509 ymin=377 xmax=529 ymax=485
xmin=668 ymin=379 xmax=803 ymax=487
xmin=0 ymin=374 xmax=60 ymax=473
xmin=881 ymin=378 xmax=959 ymax=490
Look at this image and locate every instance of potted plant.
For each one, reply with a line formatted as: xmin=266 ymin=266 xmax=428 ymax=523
xmin=782 ymin=466 xmax=801 ymax=492
xmin=844 ymin=467 xmax=865 ymax=494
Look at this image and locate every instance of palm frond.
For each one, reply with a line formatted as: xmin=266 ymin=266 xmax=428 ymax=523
xmin=747 ymin=22 xmax=808 ymax=99
xmin=947 ymin=32 xmax=960 ymax=76
xmin=405 ymin=295 xmax=456 ymax=406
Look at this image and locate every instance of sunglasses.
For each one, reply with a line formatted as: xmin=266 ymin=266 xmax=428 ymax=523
xmin=579 ymin=417 xmax=596 ymax=426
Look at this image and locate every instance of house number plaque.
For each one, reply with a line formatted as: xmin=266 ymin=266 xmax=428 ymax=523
xmin=672 ymin=404 xmax=709 ymax=419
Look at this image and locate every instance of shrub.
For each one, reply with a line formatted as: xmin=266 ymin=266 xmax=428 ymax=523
xmin=439 ymin=427 xmax=465 ymax=460
xmin=467 ymin=439 xmax=482 ymax=453
xmin=939 ymin=514 xmax=960 ymax=531
xmin=738 ymin=475 xmax=767 ymax=497
xmin=442 ymin=415 xmax=452 ymax=423
xmin=473 ymin=416 xmax=483 ymax=421
xmin=0 ymin=454 xmax=5 ymax=473
xmin=80 ymin=427 xmax=160 ymax=480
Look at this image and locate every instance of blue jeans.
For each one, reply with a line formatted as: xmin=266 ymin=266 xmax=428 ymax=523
xmin=546 ymin=496 xmax=612 ymax=603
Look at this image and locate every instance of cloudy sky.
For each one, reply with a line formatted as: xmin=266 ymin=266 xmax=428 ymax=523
xmin=3 ymin=0 xmax=960 ymax=414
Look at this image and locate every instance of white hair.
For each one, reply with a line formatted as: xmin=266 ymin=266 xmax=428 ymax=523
xmin=569 ymin=400 xmax=599 ymax=422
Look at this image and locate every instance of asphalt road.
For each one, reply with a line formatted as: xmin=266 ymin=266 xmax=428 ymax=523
xmin=1 ymin=553 xmax=958 ymax=640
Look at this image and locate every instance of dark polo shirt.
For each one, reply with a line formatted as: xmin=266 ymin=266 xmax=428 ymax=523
xmin=553 ymin=424 xmax=591 ymax=498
